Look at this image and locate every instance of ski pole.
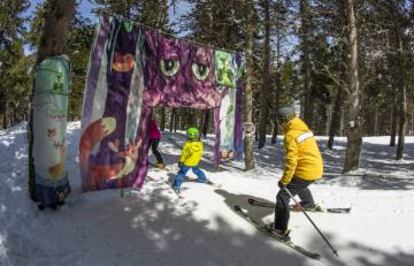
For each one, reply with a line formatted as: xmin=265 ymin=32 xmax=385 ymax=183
xmin=284 ymin=187 xmax=339 ymax=257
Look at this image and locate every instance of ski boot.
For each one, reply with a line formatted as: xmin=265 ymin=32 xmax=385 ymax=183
xmin=195 ymin=178 xmax=209 ymax=184
xmin=172 ymin=186 xmax=181 ymax=194
xmin=155 ymin=162 xmax=166 ymax=170
xmin=273 ymin=229 xmax=291 ymax=242
xmin=291 ymin=203 xmax=323 ymax=212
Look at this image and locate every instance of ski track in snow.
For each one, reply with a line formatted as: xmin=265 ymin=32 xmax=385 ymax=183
xmin=0 ymin=122 xmax=414 ymax=266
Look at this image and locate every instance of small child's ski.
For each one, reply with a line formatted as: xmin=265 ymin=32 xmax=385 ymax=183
xmin=186 ymin=178 xmax=222 ymax=188
xmin=146 ymin=175 xmax=183 ymax=200
xmin=172 ymin=187 xmax=184 ymax=199
xmin=247 ymin=198 xmax=351 ymax=214
xmin=233 ymin=205 xmax=321 ymax=259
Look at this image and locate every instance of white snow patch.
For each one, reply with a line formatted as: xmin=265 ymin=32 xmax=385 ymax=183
xmin=0 ymin=122 xmax=414 ymax=265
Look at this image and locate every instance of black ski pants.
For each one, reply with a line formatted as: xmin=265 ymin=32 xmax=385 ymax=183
xmin=148 ymin=139 xmax=164 ymax=164
xmin=274 ymin=177 xmax=315 ymax=232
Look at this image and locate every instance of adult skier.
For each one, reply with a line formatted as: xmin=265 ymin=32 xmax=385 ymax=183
xmin=272 ymin=107 xmax=323 ymax=240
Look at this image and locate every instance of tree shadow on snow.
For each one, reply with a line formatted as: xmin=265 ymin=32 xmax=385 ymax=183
xmin=2 ymin=124 xmax=414 ymax=266
xmin=213 ymin=188 xmax=414 ymax=266
xmin=214 ymin=188 xmax=275 ymax=222
xmin=2 ymin=182 xmax=307 ymax=266
xmin=312 ymin=232 xmax=414 ymax=266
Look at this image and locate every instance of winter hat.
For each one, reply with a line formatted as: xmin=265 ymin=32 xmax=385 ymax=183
xmin=277 ymin=107 xmax=296 ymax=122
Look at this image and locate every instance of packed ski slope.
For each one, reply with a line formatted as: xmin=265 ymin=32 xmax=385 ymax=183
xmin=1 ymin=121 xmax=414 ymax=266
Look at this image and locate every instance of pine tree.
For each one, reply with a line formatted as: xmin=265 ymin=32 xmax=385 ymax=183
xmin=0 ymin=0 xmax=30 ymax=128
xmin=298 ymin=0 xmax=314 ymax=129
xmin=343 ymin=0 xmax=362 ymax=173
xmin=257 ymin=0 xmax=272 ymax=149
xmin=244 ymin=0 xmax=256 ymax=170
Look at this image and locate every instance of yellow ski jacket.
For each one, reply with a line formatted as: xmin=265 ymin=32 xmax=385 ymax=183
xmin=179 ymin=140 xmax=203 ymax=167
xmin=280 ymin=117 xmax=323 ymax=185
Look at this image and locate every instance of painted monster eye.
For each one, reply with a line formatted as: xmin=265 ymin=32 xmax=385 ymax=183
xmin=192 ymin=63 xmax=210 ymax=80
xmin=160 ymin=59 xmax=180 ymax=76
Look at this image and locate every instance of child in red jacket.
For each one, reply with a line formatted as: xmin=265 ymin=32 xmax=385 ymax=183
xmin=148 ymin=118 xmax=165 ymax=169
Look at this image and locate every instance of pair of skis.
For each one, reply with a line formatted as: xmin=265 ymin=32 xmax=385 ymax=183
xmin=233 ymin=198 xmax=350 ymax=259
xmin=247 ymin=198 xmax=351 ymax=214
xmin=148 ymin=163 xmax=221 ymax=199
xmin=173 ymin=179 xmax=222 ymax=198
xmin=233 ymin=205 xmax=321 ymax=259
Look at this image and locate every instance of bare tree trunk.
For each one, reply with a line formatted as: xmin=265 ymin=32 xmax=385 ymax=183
xmin=327 ymin=87 xmax=343 ymax=149
xmin=258 ymin=0 xmax=272 ymax=149
xmin=28 ymin=0 xmax=76 ymax=201
xmin=3 ymin=104 xmax=7 ymax=129
xmin=343 ymin=0 xmax=362 ymax=173
xmin=271 ymin=80 xmax=280 ymax=144
xmin=395 ymin=32 xmax=407 ymax=160
xmin=373 ymin=108 xmax=378 ymax=136
xmin=201 ymin=110 xmax=210 ymax=137
xmin=326 ymin=104 xmax=331 ymax=136
xmin=396 ymin=84 xmax=407 ymax=160
xmin=13 ymin=106 xmax=19 ymax=126
xmin=271 ymin=8 xmax=282 ymax=145
xmin=318 ymin=106 xmax=329 ymax=136
xmin=255 ymin=125 xmax=258 ymax=142
xmin=300 ymin=0 xmax=314 ymax=129
xmin=169 ymin=108 xmax=175 ymax=132
xmin=339 ymin=108 xmax=344 ymax=136
xmin=160 ymin=107 xmax=166 ymax=131
xmin=190 ymin=109 xmax=197 ymax=127
xmin=174 ymin=112 xmax=181 ymax=132
xmin=390 ymin=96 xmax=397 ymax=146
xmin=194 ymin=109 xmax=203 ymax=133
xmin=378 ymin=113 xmax=383 ymax=135
xmin=35 ymin=0 xmax=76 ymax=64
xmin=244 ymin=0 xmax=256 ymax=170
xmin=271 ymin=83 xmax=280 ymax=144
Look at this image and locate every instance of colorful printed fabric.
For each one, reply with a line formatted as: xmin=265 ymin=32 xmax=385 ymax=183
xmin=214 ymin=53 xmax=245 ymax=164
xmin=80 ymin=16 xmax=244 ymax=192
xmin=143 ymin=29 xmax=222 ymax=109
xmin=215 ymin=51 xmax=237 ymax=89
xmin=80 ymin=17 xmax=146 ymax=191
xmin=32 ymin=55 xmax=71 ymax=206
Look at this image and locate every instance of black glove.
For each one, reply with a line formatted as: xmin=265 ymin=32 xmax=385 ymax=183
xmin=178 ymin=162 xmax=183 ymax=168
xmin=278 ymin=181 xmax=285 ymax=189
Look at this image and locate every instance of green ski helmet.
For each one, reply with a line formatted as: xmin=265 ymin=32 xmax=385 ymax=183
xmin=186 ymin=127 xmax=200 ymax=140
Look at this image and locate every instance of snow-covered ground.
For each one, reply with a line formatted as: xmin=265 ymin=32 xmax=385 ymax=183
xmin=1 ymin=121 xmax=414 ymax=266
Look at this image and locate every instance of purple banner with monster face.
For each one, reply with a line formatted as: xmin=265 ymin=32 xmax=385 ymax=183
xmin=143 ymin=30 xmax=224 ymax=109
xmin=80 ymin=16 xmax=244 ymax=192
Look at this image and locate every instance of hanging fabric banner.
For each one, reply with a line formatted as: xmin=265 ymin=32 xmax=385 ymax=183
xmin=80 ymin=16 xmax=244 ymax=192
xmin=80 ymin=17 xmax=145 ymax=192
xmin=214 ymin=52 xmax=245 ymax=166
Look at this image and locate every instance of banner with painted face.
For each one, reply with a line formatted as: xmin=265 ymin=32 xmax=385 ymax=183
xmin=80 ymin=16 xmax=244 ymax=192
